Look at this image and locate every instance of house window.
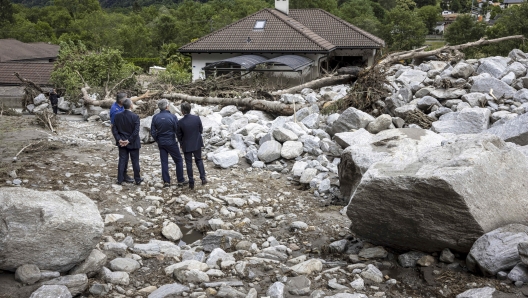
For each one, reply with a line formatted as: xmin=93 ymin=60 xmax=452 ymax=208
xmin=254 ymin=20 xmax=266 ymax=30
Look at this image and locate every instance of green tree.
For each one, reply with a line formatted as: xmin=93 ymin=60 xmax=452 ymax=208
xmin=450 ymin=0 xmax=461 ymax=12
xmin=53 ymin=0 xmax=101 ymax=20
xmin=118 ymin=14 xmax=155 ymax=57
xmin=290 ymin=0 xmax=339 ymax=13
xmin=381 ymin=7 xmax=427 ymax=50
xmin=417 ymin=5 xmax=441 ymax=34
xmin=0 ymin=0 xmax=15 ymax=27
xmin=51 ymin=41 xmax=140 ymax=100
xmin=350 ymin=14 xmax=383 ymax=36
xmin=415 ymin=0 xmax=436 ymax=8
xmin=396 ymin=0 xmax=417 ymax=10
xmin=483 ymin=3 xmax=528 ymax=54
xmin=338 ymin=0 xmax=375 ymax=21
xmin=444 ymin=14 xmax=486 ymax=44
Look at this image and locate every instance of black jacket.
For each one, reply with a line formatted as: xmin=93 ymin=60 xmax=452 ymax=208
xmin=151 ymin=110 xmax=179 ymax=146
xmin=112 ymin=109 xmax=141 ymax=149
xmin=176 ymin=114 xmax=204 ymax=153
xmin=49 ymin=93 xmax=59 ymax=105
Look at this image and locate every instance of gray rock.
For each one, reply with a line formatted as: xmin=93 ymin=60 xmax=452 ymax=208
xmin=89 ymin=283 xmax=110 ymax=296
xmin=230 ymin=134 xmax=247 ymax=153
xmin=514 ymin=89 xmax=528 ymax=103
xmin=431 ymin=107 xmax=490 ymax=134
xmin=292 ymin=161 xmax=308 ymax=177
xmin=394 ymin=104 xmax=418 ymax=119
xmin=219 ymin=105 xmax=239 ymax=117
xmin=320 ymin=139 xmax=342 ymax=157
xmin=501 ymin=71 xmax=516 ymax=85
xmin=0 ymin=188 xmax=104 ymax=272
xmin=358 ymin=246 xmax=388 ymax=259
xmin=42 ymin=274 xmax=88 ymax=296
xmin=470 ymin=77 xmax=516 ymax=99
xmin=508 ymin=263 xmax=528 ymax=282
xmin=148 ymin=283 xmax=190 ymax=298
xmin=245 ymin=146 xmax=259 ymax=164
xmin=33 ymin=94 xmax=47 ymax=105
xmin=339 ymin=128 xmax=444 ymax=203
xmin=162 ymin=222 xmax=183 ymax=241
xmin=415 ymin=86 xmax=435 ymax=98
xmin=430 ymin=88 xmax=467 ymax=100
xmin=30 ymin=285 xmax=72 ymax=298
xmin=467 ymin=224 xmax=528 ymax=276
xmin=509 ymin=49 xmax=528 ymax=61
xmin=334 ymin=128 xmax=372 ymax=149
xmin=328 ymin=239 xmax=348 ymax=253
xmin=398 ymin=251 xmax=427 ymax=267
xmin=139 ymin=116 xmax=154 ymax=143
xmin=217 ymin=285 xmax=246 ymax=298
xmin=366 ymin=114 xmax=393 ymax=134
xmin=257 ymin=140 xmax=282 ymax=163
xmin=328 ymin=278 xmax=348 ymax=290
xmin=273 ymin=128 xmax=298 ymax=142
xmin=456 ymin=287 xmax=495 ymax=298
xmin=506 ymin=62 xmax=527 ymax=77
xmin=206 ymin=248 xmax=235 ymax=268
xmin=267 ymin=282 xmax=285 ymax=298
xmin=519 ymin=242 xmax=528 ymax=265
xmin=281 ymin=141 xmax=303 ymax=159
xmin=451 ymin=62 xmax=475 ymax=79
xmin=301 ymin=113 xmax=320 ymax=129
xmin=290 ymin=259 xmax=323 ymax=275
xmin=212 ymin=150 xmax=239 ymax=168
xmin=329 ymin=107 xmax=375 ymax=135
xmin=486 ymin=112 xmax=528 ymax=145
xmin=440 ymin=248 xmax=455 ymax=263
xmin=396 ymin=69 xmax=428 ymax=89
xmin=299 ymin=168 xmax=318 ymax=184
xmin=360 ymin=264 xmax=383 ymax=283
xmin=348 ymin=135 xmax=528 ymax=253
xmin=101 ymin=267 xmax=129 ymax=285
xmin=287 ymin=276 xmax=311 ymax=295
xmin=478 ymin=58 xmax=508 ymax=78
xmin=416 ymin=96 xmax=441 ymax=111
xmin=461 ymin=93 xmax=487 ymax=107
xmin=300 ymin=135 xmax=322 ymax=155
xmin=202 ymin=235 xmax=231 ymax=252
xmin=281 ymin=94 xmax=305 ymax=104
xmin=175 ymin=269 xmax=210 ymax=283
xmin=15 ymin=264 xmax=41 ymax=284
xmin=109 ymin=258 xmax=140 ymax=273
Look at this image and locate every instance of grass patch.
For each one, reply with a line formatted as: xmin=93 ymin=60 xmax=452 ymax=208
xmin=425 ymin=40 xmax=447 ymax=50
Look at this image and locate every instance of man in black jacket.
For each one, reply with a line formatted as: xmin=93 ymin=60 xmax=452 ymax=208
xmin=176 ymin=102 xmax=206 ymax=190
xmin=49 ymin=89 xmax=59 ymax=114
xmin=151 ymin=99 xmax=186 ymax=188
xmin=112 ymin=99 xmax=143 ymax=185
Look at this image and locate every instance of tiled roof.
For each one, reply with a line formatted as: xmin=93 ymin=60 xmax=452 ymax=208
xmin=0 ymin=63 xmax=54 ymax=86
xmin=180 ymin=8 xmax=384 ymax=53
xmin=0 ymin=39 xmax=59 ymax=62
xmin=180 ymin=9 xmax=335 ymax=53
xmin=288 ymin=9 xmax=385 ymax=48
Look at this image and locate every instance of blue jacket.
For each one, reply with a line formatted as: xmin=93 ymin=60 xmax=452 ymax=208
xmin=151 ymin=110 xmax=179 ymax=146
xmin=176 ymin=114 xmax=204 ymax=153
xmin=110 ymin=102 xmax=124 ymax=124
xmin=112 ymin=109 xmax=141 ymax=149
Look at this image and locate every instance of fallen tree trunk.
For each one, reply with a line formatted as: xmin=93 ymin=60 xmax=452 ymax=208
xmin=378 ymin=35 xmax=525 ymax=67
xmin=271 ymin=74 xmax=356 ymax=96
xmin=80 ymin=83 xmax=156 ymax=108
xmin=162 ymin=93 xmax=314 ymax=116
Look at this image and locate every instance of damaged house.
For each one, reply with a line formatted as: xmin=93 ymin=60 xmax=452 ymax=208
xmin=179 ymin=0 xmax=385 ymax=83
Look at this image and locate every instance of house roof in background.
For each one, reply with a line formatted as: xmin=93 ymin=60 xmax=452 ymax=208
xmin=503 ymin=0 xmax=525 ymax=3
xmin=179 ymin=8 xmax=384 ymax=53
xmin=0 ymin=39 xmax=59 ymax=62
xmin=0 ymin=63 xmax=54 ymax=86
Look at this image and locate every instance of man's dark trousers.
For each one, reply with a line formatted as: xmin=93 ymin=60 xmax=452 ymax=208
xmin=159 ymin=144 xmax=185 ymax=183
xmin=118 ymin=147 xmax=140 ymax=183
xmin=184 ymin=149 xmax=205 ymax=185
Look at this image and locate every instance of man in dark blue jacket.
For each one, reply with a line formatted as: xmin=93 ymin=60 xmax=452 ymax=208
xmin=176 ymin=102 xmax=206 ymax=189
xmin=110 ymin=92 xmax=133 ymax=183
xmin=112 ymin=99 xmax=143 ymax=185
xmin=151 ymin=99 xmax=187 ymax=188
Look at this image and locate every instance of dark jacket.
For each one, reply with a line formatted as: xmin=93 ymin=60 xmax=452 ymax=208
xmin=49 ymin=93 xmax=59 ymax=106
xmin=176 ymin=114 xmax=204 ymax=153
xmin=151 ymin=110 xmax=179 ymax=146
xmin=112 ymin=109 xmax=141 ymax=149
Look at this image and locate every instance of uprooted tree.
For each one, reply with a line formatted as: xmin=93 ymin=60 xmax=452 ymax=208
xmin=50 ymin=40 xmax=141 ymax=107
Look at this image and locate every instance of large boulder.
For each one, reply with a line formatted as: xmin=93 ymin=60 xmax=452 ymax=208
xmin=212 ymin=150 xmax=239 ymax=168
xmin=329 ymin=107 xmax=375 ymax=136
xmin=429 ymin=88 xmax=467 ymax=100
xmin=466 ymin=224 xmax=528 ymax=276
xmin=257 ymin=140 xmax=282 ymax=163
xmin=486 ymin=112 xmax=528 ymax=145
xmin=0 ymin=188 xmax=104 ymax=272
xmin=431 ymin=107 xmax=491 ymax=134
xmin=470 ymin=77 xmax=516 ymax=99
xmin=477 ymin=58 xmax=508 ymax=78
xmin=346 ymin=134 xmax=528 ymax=253
xmin=339 ymin=128 xmax=444 ymax=203
xmin=451 ymin=62 xmax=475 ymax=79
xmin=139 ymin=116 xmax=154 ymax=143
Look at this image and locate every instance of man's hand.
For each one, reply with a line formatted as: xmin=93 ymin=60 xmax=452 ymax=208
xmin=119 ymin=139 xmax=129 ymax=147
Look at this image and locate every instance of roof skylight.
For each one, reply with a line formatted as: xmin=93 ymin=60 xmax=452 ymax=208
xmin=254 ymin=20 xmax=267 ymax=30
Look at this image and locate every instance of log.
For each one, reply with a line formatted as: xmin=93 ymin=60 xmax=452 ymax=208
xmin=378 ymin=35 xmax=525 ymax=67
xmin=81 ymin=88 xmax=155 ymax=109
xmin=162 ymin=93 xmax=316 ymax=116
xmin=271 ymin=74 xmax=356 ymax=96
xmin=14 ymin=72 xmax=45 ymax=93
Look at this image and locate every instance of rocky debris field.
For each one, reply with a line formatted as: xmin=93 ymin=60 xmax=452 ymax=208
xmin=3 ymin=48 xmax=528 ymax=298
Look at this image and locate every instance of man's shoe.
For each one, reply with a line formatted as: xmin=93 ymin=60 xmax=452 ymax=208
xmin=124 ymin=177 xmax=134 ymax=183
xmin=116 ymin=181 xmax=123 ymax=185
xmin=177 ymin=180 xmax=189 ymax=187
xmin=189 ymin=183 xmax=194 ymax=190
xmin=201 ymin=179 xmax=208 ymax=186
xmin=163 ymin=182 xmax=171 ymax=188
xmin=135 ymin=178 xmax=144 ymax=185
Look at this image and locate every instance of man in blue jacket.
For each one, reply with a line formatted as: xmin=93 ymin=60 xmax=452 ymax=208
xmin=151 ymin=99 xmax=187 ymax=188
xmin=110 ymin=92 xmax=133 ymax=183
xmin=112 ymin=99 xmax=143 ymax=185
xmin=176 ymin=102 xmax=206 ymax=190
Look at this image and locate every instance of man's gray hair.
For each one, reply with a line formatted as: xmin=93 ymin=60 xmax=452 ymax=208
xmin=116 ymin=92 xmax=127 ymax=103
xmin=158 ymin=99 xmax=169 ymax=110
xmin=181 ymin=101 xmax=191 ymax=115
xmin=123 ymin=98 xmax=132 ymax=110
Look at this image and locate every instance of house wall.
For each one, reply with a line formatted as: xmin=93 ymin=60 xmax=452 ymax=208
xmin=0 ymin=86 xmax=25 ymax=109
xmin=190 ymin=53 xmax=326 ymax=82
